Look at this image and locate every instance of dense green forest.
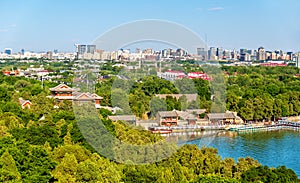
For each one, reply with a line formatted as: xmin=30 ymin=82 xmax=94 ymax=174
xmin=0 ymin=66 xmax=299 ymax=182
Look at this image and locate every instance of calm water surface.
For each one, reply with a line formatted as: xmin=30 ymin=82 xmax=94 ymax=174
xmin=182 ymin=130 xmax=300 ymax=176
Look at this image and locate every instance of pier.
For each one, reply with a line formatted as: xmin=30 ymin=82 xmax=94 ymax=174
xmin=149 ymin=120 xmax=300 ymax=135
xmin=230 ymin=121 xmax=300 ymax=133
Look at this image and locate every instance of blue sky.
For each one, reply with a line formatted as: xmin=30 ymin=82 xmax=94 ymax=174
xmin=0 ymin=0 xmax=299 ymax=53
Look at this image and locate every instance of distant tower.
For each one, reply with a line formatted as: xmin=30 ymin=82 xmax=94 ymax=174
xmin=21 ymin=49 xmax=25 ymax=55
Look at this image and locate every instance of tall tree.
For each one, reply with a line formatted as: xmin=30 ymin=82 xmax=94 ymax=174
xmin=51 ymin=153 xmax=78 ymax=183
xmin=0 ymin=149 xmax=22 ymax=182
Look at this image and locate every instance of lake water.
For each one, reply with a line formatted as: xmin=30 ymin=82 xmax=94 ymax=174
xmin=182 ymin=130 xmax=300 ymax=176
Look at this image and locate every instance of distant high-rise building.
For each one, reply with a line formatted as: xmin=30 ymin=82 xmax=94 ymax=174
xmin=231 ymin=50 xmax=238 ymax=60
xmin=275 ymin=50 xmax=283 ymax=55
xmin=75 ymin=44 xmax=96 ymax=59
xmin=257 ymin=47 xmax=266 ymax=61
xmin=4 ymin=48 xmax=12 ymax=55
xmin=287 ymin=52 xmax=293 ymax=61
xmin=197 ymin=48 xmax=207 ymax=60
xmin=217 ymin=47 xmax=223 ymax=59
xmin=47 ymin=51 xmax=53 ymax=60
xmin=87 ymin=45 xmax=96 ymax=54
xmin=176 ymin=49 xmax=185 ymax=57
xmin=268 ymin=51 xmax=276 ymax=60
xmin=240 ymin=49 xmax=247 ymax=55
xmin=223 ymin=50 xmax=231 ymax=60
xmin=239 ymin=49 xmax=247 ymax=61
xmin=162 ymin=49 xmax=170 ymax=57
xmin=208 ymin=47 xmax=216 ymax=60
xmin=249 ymin=50 xmax=257 ymax=57
xmin=76 ymin=44 xmax=86 ymax=55
xmin=169 ymin=49 xmax=176 ymax=56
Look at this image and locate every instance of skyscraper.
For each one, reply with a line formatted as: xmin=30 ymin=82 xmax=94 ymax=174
xmin=240 ymin=49 xmax=247 ymax=61
xmin=208 ymin=47 xmax=216 ymax=60
xmin=197 ymin=48 xmax=207 ymax=60
xmin=217 ymin=47 xmax=223 ymax=59
xmin=257 ymin=47 xmax=266 ymax=61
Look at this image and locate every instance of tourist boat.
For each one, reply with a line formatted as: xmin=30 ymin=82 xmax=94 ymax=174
xmin=148 ymin=127 xmax=173 ymax=134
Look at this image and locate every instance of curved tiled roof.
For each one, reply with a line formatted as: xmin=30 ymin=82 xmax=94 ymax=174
xmin=50 ymin=84 xmax=75 ymax=92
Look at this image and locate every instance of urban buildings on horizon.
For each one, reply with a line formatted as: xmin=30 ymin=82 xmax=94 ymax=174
xmin=198 ymin=46 xmax=297 ymax=62
xmin=1 ymin=44 xmax=300 ymax=63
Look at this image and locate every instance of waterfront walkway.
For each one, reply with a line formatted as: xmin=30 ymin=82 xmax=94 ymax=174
xmin=230 ymin=121 xmax=300 ymax=133
xmin=150 ymin=125 xmax=228 ymax=133
xmin=150 ymin=121 xmax=300 ymax=135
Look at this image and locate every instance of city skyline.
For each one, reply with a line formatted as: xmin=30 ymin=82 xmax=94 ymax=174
xmin=1 ymin=44 xmax=299 ymax=63
xmin=0 ymin=0 xmax=300 ymax=52
xmin=1 ymin=44 xmax=299 ymax=54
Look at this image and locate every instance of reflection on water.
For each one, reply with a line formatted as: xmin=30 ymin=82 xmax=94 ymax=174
xmin=180 ymin=130 xmax=300 ymax=176
xmin=169 ymin=131 xmax=238 ymax=145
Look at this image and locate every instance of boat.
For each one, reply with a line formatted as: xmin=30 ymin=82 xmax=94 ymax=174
xmin=148 ymin=127 xmax=173 ymax=134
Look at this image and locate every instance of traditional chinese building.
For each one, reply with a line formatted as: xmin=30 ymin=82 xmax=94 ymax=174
xmin=156 ymin=111 xmax=178 ymax=126
xmin=48 ymin=84 xmax=103 ymax=109
xmin=72 ymin=92 xmax=103 ymax=109
xmin=205 ymin=111 xmax=243 ymax=125
xmin=49 ymin=84 xmax=75 ymax=100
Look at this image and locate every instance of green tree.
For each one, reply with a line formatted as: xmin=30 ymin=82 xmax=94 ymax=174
xmin=239 ymin=100 xmax=254 ymax=121
xmin=220 ymin=158 xmax=235 ymax=178
xmin=192 ymin=175 xmax=239 ymax=183
xmin=0 ymin=149 xmax=22 ymax=182
xmin=234 ymin=157 xmax=261 ymax=178
xmin=52 ymin=153 xmax=78 ymax=183
xmin=76 ymin=159 xmax=102 ymax=182
xmin=150 ymin=97 xmax=167 ymax=117
xmin=174 ymin=78 xmax=197 ymax=94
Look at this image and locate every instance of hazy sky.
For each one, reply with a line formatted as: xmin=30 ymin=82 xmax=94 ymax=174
xmin=0 ymin=0 xmax=299 ymax=53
